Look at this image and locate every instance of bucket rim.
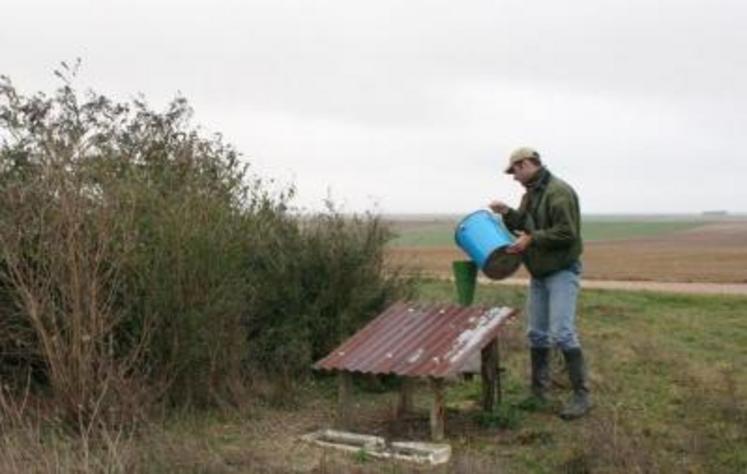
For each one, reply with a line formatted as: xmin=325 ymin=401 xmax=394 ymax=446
xmin=453 ymin=209 xmax=504 ymax=244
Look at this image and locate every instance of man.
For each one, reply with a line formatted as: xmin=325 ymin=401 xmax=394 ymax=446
xmin=489 ymin=147 xmax=591 ymax=420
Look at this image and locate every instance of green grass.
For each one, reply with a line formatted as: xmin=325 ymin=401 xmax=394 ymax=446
xmin=138 ymin=280 xmax=746 ymax=472
xmin=412 ymin=279 xmax=747 ymax=472
xmin=145 ymin=282 xmax=747 ymax=473
xmin=389 ymin=222 xmax=459 ymax=247
xmin=389 ymin=219 xmax=704 ymax=247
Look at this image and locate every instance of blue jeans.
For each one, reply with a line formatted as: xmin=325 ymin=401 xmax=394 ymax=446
xmin=526 ymin=261 xmax=582 ymax=350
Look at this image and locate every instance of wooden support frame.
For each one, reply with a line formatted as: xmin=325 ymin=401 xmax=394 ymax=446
xmin=496 ymin=338 xmax=502 ymax=406
xmin=337 ymin=371 xmax=353 ymax=429
xmin=481 ymin=337 xmax=501 ymax=412
xmin=429 ymin=377 xmax=445 ymax=441
xmin=335 ymin=338 xmax=505 ymax=441
xmin=396 ymin=377 xmax=414 ymax=418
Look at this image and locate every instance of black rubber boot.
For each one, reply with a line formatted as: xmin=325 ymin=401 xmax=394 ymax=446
xmin=531 ymin=347 xmax=551 ymax=399
xmin=560 ymin=348 xmax=591 ymax=420
xmin=518 ymin=347 xmax=550 ymax=411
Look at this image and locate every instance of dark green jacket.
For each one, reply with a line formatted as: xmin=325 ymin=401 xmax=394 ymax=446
xmin=503 ymin=168 xmax=583 ymax=278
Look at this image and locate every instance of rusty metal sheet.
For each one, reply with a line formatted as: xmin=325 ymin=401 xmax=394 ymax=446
xmin=313 ymin=301 xmax=518 ymax=378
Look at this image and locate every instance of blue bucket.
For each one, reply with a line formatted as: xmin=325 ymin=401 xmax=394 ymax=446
xmin=454 ymin=210 xmax=521 ymax=280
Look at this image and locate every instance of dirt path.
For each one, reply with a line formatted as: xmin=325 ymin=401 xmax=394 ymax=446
xmin=484 ymin=277 xmax=747 ymax=296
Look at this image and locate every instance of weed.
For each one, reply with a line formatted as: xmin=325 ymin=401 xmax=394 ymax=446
xmin=353 ymin=447 xmax=371 ymax=464
xmin=474 ymin=404 xmax=522 ymax=430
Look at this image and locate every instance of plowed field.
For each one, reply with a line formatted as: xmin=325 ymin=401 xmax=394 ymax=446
xmin=387 ymin=221 xmax=747 ymax=285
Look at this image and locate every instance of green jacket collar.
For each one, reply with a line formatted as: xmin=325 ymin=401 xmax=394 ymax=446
xmin=525 ymin=167 xmax=551 ymax=192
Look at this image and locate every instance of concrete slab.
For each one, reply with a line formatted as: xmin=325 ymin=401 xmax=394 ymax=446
xmin=301 ymin=429 xmax=451 ymax=465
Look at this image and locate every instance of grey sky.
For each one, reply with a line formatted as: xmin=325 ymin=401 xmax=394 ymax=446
xmin=3 ymin=0 xmax=746 ymax=214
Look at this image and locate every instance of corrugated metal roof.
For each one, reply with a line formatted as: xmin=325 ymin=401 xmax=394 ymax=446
xmin=313 ymin=301 xmax=518 ymax=378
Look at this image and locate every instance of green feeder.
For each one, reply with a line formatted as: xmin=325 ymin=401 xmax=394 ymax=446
xmin=452 ymin=260 xmax=478 ymax=306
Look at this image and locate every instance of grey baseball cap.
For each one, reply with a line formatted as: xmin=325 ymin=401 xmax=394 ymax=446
xmin=505 ymin=147 xmax=541 ymax=174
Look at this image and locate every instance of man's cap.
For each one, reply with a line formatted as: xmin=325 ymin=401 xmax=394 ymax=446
xmin=505 ymin=147 xmax=541 ymax=174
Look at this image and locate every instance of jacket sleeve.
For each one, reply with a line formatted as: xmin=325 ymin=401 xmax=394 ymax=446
xmin=502 ymin=195 xmax=529 ymax=232
xmin=502 ymin=208 xmax=524 ymax=232
xmin=530 ymin=192 xmax=579 ymax=249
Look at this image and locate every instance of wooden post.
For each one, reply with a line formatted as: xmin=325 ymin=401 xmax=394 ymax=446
xmin=496 ymin=339 xmax=502 ymax=406
xmin=481 ymin=338 xmax=499 ymax=412
xmin=396 ymin=377 xmax=414 ymax=419
xmin=337 ymin=371 xmax=353 ymax=429
xmin=366 ymin=373 xmax=384 ymax=392
xmin=430 ymin=377 xmax=445 ymax=441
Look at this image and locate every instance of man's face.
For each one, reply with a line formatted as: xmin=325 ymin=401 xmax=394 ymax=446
xmin=510 ymin=160 xmax=538 ymax=185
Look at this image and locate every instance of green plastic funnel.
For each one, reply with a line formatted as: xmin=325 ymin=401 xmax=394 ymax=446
xmin=452 ymin=260 xmax=478 ymax=306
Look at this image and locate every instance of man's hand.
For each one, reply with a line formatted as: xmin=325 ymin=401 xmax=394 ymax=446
xmin=488 ymin=200 xmax=510 ymax=215
xmin=506 ymin=231 xmax=532 ymax=254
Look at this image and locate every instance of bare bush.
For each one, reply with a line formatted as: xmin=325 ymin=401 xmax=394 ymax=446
xmin=0 ymin=78 xmax=150 ymax=427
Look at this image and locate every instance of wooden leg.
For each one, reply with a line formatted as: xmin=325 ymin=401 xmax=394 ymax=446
xmin=337 ymin=371 xmax=353 ymax=429
xmin=481 ymin=338 xmax=499 ymax=412
xmin=430 ymin=377 xmax=445 ymax=441
xmin=397 ymin=377 xmax=414 ymax=419
xmin=496 ymin=339 xmax=502 ymax=406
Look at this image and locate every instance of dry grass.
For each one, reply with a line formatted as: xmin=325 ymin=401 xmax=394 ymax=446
xmin=0 ymin=385 xmax=142 ymax=473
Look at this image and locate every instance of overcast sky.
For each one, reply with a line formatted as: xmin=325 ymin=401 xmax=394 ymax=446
xmin=3 ymin=0 xmax=746 ymax=214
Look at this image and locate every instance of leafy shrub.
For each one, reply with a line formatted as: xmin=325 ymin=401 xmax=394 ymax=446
xmin=244 ymin=206 xmax=414 ymax=378
xmin=0 ymin=62 xmax=411 ymax=424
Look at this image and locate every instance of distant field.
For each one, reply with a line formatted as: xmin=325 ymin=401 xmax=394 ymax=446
xmin=388 ymin=218 xmax=704 ymax=247
xmin=386 ymin=218 xmax=747 ymax=283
